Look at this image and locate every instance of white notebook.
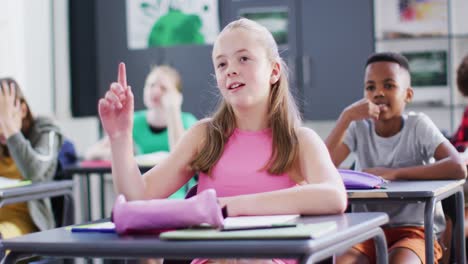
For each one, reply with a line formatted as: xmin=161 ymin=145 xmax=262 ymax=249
xmin=0 ymin=177 xmax=30 ymax=189
xmin=223 ymin=214 xmax=300 ymax=230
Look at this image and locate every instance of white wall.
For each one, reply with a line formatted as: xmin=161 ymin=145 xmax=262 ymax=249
xmin=0 ymin=0 xmax=54 ymax=115
xmin=24 ymin=0 xmax=54 ymax=114
xmin=0 ymin=0 xmax=27 ymax=91
xmin=53 ymin=0 xmax=72 ymax=119
xmin=0 ymin=0 xmax=71 ymax=116
xmin=0 ymin=0 xmax=77 ymax=117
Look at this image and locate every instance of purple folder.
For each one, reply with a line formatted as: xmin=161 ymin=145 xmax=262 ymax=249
xmin=338 ymin=169 xmax=386 ymax=189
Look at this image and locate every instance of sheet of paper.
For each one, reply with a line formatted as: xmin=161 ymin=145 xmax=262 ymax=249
xmin=70 ymin=221 xmax=115 ymax=233
xmin=223 ymin=214 xmax=300 ymax=229
xmin=0 ymin=177 xmax=31 ymax=189
xmin=160 ymin=221 xmax=337 ymax=240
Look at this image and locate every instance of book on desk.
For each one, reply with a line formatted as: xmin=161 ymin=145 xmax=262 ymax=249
xmin=0 ymin=177 xmax=32 ymax=189
xmin=160 ymin=221 xmax=337 ymax=240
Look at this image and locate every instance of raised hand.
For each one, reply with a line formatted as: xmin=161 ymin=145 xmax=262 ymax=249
xmin=343 ymin=98 xmax=381 ymax=122
xmin=98 ymin=63 xmax=134 ymax=140
xmin=0 ymin=81 xmax=22 ymax=138
xmin=161 ymin=88 xmax=182 ymax=112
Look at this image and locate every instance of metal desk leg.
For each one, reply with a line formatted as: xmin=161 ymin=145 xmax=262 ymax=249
xmin=100 ymin=174 xmax=106 ymax=219
xmin=424 ymin=197 xmax=436 ymax=264
xmin=373 ymin=228 xmax=388 ymax=264
xmin=299 ymin=227 xmax=388 ymax=264
xmin=63 ymin=191 xmax=75 ymax=226
xmin=1 ymin=252 xmax=28 ymax=264
xmin=86 ymin=173 xmax=92 ymax=221
xmin=78 ymin=174 xmax=90 ymax=222
xmin=454 ymin=190 xmax=466 ymax=263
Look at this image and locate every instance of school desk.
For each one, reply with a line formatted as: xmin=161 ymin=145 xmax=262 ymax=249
xmin=0 ymin=212 xmax=388 ymax=264
xmin=0 ymin=180 xmax=74 ymax=222
xmin=347 ymin=179 xmax=465 ymax=264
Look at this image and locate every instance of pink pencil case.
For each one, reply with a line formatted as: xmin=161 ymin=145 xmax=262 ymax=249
xmin=111 ymin=189 xmax=225 ymax=235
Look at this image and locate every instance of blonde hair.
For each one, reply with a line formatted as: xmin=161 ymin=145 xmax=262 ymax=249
xmin=191 ymin=18 xmax=301 ymax=175
xmin=148 ymin=65 xmax=183 ymax=93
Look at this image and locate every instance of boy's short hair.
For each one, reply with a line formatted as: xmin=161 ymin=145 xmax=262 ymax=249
xmin=457 ymin=55 xmax=468 ymax=96
xmin=366 ymin=52 xmax=410 ymax=72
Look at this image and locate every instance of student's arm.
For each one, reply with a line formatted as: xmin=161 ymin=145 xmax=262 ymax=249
xmin=99 ymin=63 xmax=144 ymax=200
xmin=110 ymin=118 xmax=204 ymax=201
xmin=325 ymin=113 xmax=352 ymax=167
xmin=365 ymin=141 xmax=467 ymax=180
xmin=101 ymin=63 xmax=200 ymax=200
xmin=141 ymin=121 xmax=206 ymax=199
xmin=219 ymin=127 xmax=348 ymax=217
xmin=162 ymin=90 xmax=185 ymax=150
xmin=7 ymin=128 xmax=62 ymax=182
xmin=325 ymin=98 xmax=380 ymax=166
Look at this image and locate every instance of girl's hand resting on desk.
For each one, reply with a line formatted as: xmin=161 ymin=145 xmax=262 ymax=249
xmin=363 ymin=167 xmax=398 ymax=181
xmin=98 ymin=63 xmax=134 ymax=140
xmin=0 ymin=80 xmax=22 ymax=139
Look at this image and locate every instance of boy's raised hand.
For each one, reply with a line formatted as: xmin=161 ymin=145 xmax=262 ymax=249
xmin=98 ymin=63 xmax=134 ymax=140
xmin=343 ymin=98 xmax=381 ymax=121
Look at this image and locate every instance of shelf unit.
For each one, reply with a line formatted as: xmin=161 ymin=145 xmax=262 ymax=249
xmin=373 ymin=0 xmax=468 ymax=132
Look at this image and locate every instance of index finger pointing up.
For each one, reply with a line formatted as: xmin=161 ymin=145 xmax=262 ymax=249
xmin=118 ymin=62 xmax=127 ymax=88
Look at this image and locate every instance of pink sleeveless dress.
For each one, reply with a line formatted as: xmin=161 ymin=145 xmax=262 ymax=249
xmin=192 ymin=128 xmax=297 ymax=264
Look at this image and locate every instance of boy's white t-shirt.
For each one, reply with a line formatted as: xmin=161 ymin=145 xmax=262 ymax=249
xmin=344 ymin=112 xmax=448 ymax=234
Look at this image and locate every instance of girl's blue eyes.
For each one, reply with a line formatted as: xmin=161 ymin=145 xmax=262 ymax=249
xmin=217 ymin=57 xmax=250 ymax=69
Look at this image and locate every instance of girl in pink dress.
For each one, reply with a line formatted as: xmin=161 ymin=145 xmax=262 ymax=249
xmin=98 ymin=18 xmax=347 ymax=264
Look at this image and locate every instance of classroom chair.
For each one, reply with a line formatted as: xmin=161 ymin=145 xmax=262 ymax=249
xmin=440 ymin=192 xmax=467 ymax=264
xmin=52 ymin=138 xmax=78 ymax=227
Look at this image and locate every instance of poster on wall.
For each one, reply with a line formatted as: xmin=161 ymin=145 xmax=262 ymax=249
xmin=126 ymin=0 xmax=220 ymax=49
xmin=399 ymin=0 xmax=447 ymax=24
xmin=402 ymin=50 xmax=447 ymax=87
xmin=375 ymin=0 xmax=448 ymax=39
xmin=238 ymin=7 xmax=288 ymax=46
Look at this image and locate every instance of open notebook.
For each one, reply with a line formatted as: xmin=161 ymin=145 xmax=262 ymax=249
xmin=0 ymin=177 xmax=31 ymax=189
xmin=70 ymin=221 xmax=116 ymax=233
xmin=71 ymin=215 xmax=302 ymax=234
xmin=159 ymin=221 xmax=337 ymax=240
xmin=222 ymin=214 xmax=299 ymax=230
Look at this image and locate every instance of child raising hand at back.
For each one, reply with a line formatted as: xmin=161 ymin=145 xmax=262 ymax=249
xmin=99 ymin=18 xmax=347 ymax=264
